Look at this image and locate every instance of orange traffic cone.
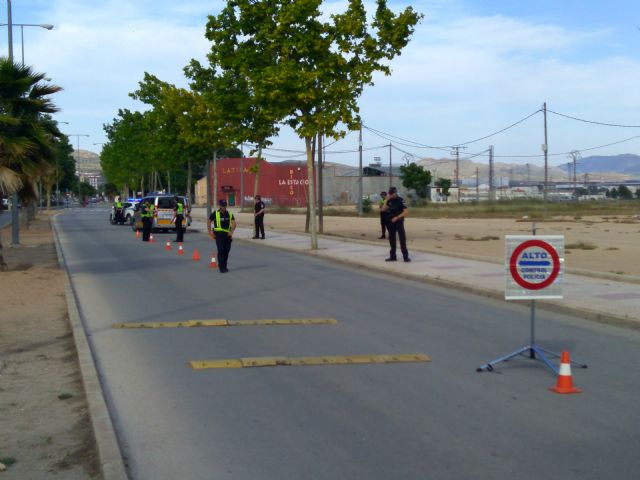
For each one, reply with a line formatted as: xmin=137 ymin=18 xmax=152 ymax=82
xmin=208 ymin=255 xmax=217 ymax=269
xmin=177 ymin=243 xmax=184 ymax=255
xmin=135 ymin=230 xmax=140 ymax=238
xmin=192 ymin=248 xmax=201 ymax=261
xmin=550 ymin=351 xmax=582 ymax=394
xmin=150 ymin=234 xmax=156 ymax=243
xmin=165 ymin=240 xmax=172 ymax=251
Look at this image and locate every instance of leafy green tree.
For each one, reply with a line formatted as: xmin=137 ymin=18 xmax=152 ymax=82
xmin=400 ymin=162 xmax=432 ymax=198
xmin=435 ymin=178 xmax=452 ymax=198
xmin=617 ymin=185 xmax=633 ymax=200
xmin=610 ymin=187 xmax=618 ymax=199
xmin=199 ymin=0 xmax=422 ymax=248
xmin=0 ymin=57 xmax=62 ymax=269
xmin=635 ymin=188 xmax=640 ymax=199
xmin=574 ymin=187 xmax=589 ymax=197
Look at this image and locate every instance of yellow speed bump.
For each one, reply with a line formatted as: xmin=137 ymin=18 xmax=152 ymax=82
xmin=189 ymin=353 xmax=430 ymax=370
xmin=113 ymin=318 xmax=336 ymax=329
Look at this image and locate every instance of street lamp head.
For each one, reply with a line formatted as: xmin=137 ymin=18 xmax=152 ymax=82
xmin=40 ymin=24 xmax=54 ymax=30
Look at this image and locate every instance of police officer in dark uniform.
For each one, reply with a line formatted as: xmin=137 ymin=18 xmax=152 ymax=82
xmin=141 ymin=199 xmax=154 ymax=242
xmin=253 ymin=195 xmax=266 ymax=239
xmin=378 ymin=191 xmax=387 ymax=239
xmin=208 ymin=199 xmax=236 ymax=273
xmin=172 ymin=196 xmax=185 ymax=243
xmin=381 ymin=186 xmax=410 ymax=262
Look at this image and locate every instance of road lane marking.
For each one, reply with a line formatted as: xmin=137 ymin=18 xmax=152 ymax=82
xmin=112 ymin=318 xmax=337 ymax=329
xmin=189 ymin=353 xmax=430 ymax=370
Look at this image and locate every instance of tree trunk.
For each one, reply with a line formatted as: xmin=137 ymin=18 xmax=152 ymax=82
xmin=305 ymin=136 xmax=318 ymax=249
xmin=46 ymin=184 xmax=52 ymax=211
xmin=167 ymin=170 xmax=171 ymax=193
xmin=0 ymin=237 xmax=7 ymax=271
xmin=305 ymin=135 xmax=316 ymax=233
xmin=187 ymin=161 xmax=192 ymax=203
xmin=253 ymin=147 xmax=262 ymax=197
xmin=124 ymin=183 xmax=130 ymax=199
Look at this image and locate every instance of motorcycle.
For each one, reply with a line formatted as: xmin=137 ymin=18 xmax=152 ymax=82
xmin=110 ymin=206 xmax=125 ymax=225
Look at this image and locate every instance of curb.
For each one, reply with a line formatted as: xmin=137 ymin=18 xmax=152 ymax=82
xmin=224 ymin=226 xmax=640 ymax=332
xmin=51 ymin=214 xmax=129 ymax=480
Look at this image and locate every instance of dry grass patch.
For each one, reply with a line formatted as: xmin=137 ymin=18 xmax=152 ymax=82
xmin=565 ymin=241 xmax=597 ymax=250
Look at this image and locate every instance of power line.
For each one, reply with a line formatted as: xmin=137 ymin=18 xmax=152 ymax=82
xmin=547 ymin=109 xmax=640 ymax=128
xmin=364 ymin=108 xmax=542 ymax=150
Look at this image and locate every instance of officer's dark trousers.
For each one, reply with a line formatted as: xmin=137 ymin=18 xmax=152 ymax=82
xmin=215 ymin=232 xmax=232 ymax=270
xmin=386 ymin=219 xmax=409 ymax=260
xmin=379 ymin=212 xmax=386 ymax=238
xmin=254 ymin=215 xmax=265 ymax=238
xmin=142 ymin=218 xmax=152 ymax=241
xmin=175 ymin=215 xmax=184 ymax=243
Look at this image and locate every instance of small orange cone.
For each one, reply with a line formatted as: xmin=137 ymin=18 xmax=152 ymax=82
xmin=135 ymin=230 xmax=140 ymax=238
xmin=165 ymin=240 xmax=172 ymax=251
xmin=208 ymin=255 xmax=217 ymax=269
xmin=150 ymin=234 xmax=156 ymax=243
xmin=550 ymin=351 xmax=582 ymax=394
xmin=192 ymin=248 xmax=201 ymax=261
xmin=177 ymin=243 xmax=184 ymax=255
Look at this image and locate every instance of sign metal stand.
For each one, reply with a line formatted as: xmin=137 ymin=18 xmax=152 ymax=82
xmin=477 ymin=224 xmax=587 ymax=374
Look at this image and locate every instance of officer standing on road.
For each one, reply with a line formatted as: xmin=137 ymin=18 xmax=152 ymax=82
xmin=172 ymin=196 xmax=185 ymax=243
xmin=208 ymin=199 xmax=236 ymax=273
xmin=378 ymin=191 xmax=387 ymax=239
xmin=381 ymin=186 xmax=410 ymax=262
xmin=253 ymin=195 xmax=266 ymax=239
xmin=141 ymin=199 xmax=154 ymax=242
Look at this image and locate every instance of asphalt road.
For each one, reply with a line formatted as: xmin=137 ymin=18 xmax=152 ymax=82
xmin=54 ymin=207 xmax=640 ymax=480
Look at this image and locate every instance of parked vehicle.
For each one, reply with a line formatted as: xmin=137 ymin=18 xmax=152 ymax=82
xmin=131 ymin=194 xmax=191 ymax=232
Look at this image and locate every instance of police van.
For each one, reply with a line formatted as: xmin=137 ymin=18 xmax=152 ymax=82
xmin=132 ymin=193 xmax=191 ymax=232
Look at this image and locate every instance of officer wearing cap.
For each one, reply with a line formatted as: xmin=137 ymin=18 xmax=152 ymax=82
xmin=140 ymin=198 xmax=155 ymax=242
xmin=208 ymin=199 xmax=236 ymax=273
xmin=378 ymin=191 xmax=387 ymax=239
xmin=381 ymin=186 xmax=410 ymax=262
xmin=172 ymin=196 xmax=185 ymax=243
xmin=253 ymin=194 xmax=266 ymax=239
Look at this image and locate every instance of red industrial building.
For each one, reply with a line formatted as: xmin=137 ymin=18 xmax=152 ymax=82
xmin=207 ymin=157 xmax=311 ymax=207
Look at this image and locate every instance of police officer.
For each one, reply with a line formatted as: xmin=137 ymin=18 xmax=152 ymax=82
xmin=381 ymin=186 xmax=410 ymax=262
xmin=113 ymin=196 xmax=123 ymax=223
xmin=208 ymin=199 xmax=236 ymax=273
xmin=172 ymin=196 xmax=185 ymax=243
xmin=140 ymin=199 xmax=155 ymax=242
xmin=253 ymin=195 xmax=266 ymax=239
xmin=378 ymin=191 xmax=387 ymax=239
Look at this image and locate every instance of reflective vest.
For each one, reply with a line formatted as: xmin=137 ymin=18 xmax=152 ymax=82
xmin=379 ymin=198 xmax=386 ymax=207
xmin=175 ymin=202 xmax=184 ymax=215
xmin=115 ymin=201 xmax=122 ymax=208
xmin=142 ymin=204 xmax=154 ymax=218
xmin=213 ymin=210 xmax=233 ymax=232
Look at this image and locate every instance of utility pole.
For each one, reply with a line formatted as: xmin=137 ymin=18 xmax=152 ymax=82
xmin=212 ymin=150 xmax=218 ymax=209
xmin=543 ymin=102 xmax=549 ymax=211
xmin=476 ymin=167 xmax=480 ymax=202
xmin=8 ymin=0 xmax=19 ymax=244
xmin=568 ymin=150 xmax=580 ymax=199
xmin=318 ymin=132 xmax=324 ymax=233
xmin=205 ymin=156 xmax=212 ymax=219
xmin=240 ymin=144 xmax=245 ymax=213
xmin=358 ymin=125 xmax=363 ymax=216
xmin=451 ymin=146 xmax=467 ymax=202
xmin=389 ymin=142 xmax=393 ymax=190
xmin=526 ymin=163 xmax=531 ymax=184
xmin=488 ymin=145 xmax=495 ymax=201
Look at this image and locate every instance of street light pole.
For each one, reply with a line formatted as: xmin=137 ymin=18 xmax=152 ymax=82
xmin=67 ymin=134 xmax=90 ymax=205
xmin=6 ymin=1 xmax=20 ymax=244
xmin=0 ymin=22 xmax=54 ymax=65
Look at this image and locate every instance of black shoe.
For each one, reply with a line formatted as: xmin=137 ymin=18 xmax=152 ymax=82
xmin=404 ymin=257 xmax=411 ymax=262
xmin=378 ymin=236 xmax=386 ymax=239
xmin=261 ymin=237 xmax=265 ymax=240
xmin=252 ymin=236 xmax=259 ymax=239
xmin=220 ymin=268 xmax=228 ymax=273
xmin=385 ymin=257 xmax=397 ymax=262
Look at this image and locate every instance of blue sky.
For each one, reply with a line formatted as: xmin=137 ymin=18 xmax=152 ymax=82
xmin=3 ymin=0 xmax=640 ymax=169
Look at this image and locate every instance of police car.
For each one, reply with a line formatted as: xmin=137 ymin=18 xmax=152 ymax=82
xmin=131 ymin=193 xmax=191 ymax=232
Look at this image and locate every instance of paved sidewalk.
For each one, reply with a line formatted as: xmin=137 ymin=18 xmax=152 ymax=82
xmin=193 ymin=219 xmax=640 ymax=330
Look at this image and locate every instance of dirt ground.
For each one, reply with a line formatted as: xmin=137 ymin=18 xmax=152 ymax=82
xmin=229 ymin=211 xmax=640 ymax=278
xmin=0 ymin=213 xmax=100 ymax=479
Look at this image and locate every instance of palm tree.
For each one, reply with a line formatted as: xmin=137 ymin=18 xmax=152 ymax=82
xmin=0 ymin=57 xmax=62 ymax=270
